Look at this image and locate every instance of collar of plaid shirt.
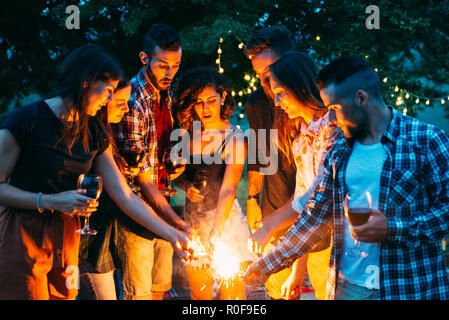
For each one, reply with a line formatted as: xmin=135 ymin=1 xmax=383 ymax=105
xmin=258 ymin=106 xmax=449 ymax=300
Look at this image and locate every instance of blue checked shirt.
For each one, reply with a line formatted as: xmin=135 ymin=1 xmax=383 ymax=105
xmin=258 ymin=107 xmax=449 ymax=300
xmin=112 ymin=68 xmax=173 ymax=185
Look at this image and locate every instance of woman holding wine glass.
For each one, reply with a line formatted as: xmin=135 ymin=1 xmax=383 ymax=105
xmin=78 ymin=78 xmax=192 ymax=300
xmin=0 ymin=45 xmax=191 ymax=300
xmin=173 ymin=67 xmax=256 ymax=300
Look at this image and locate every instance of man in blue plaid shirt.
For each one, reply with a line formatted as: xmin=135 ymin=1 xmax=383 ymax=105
xmin=244 ymin=55 xmax=449 ymax=300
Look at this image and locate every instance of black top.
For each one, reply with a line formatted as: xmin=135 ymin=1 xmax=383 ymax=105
xmin=245 ymin=88 xmax=296 ymax=236
xmin=79 ymin=192 xmax=123 ymax=273
xmin=178 ymin=130 xmax=237 ymax=216
xmin=0 ymin=100 xmax=109 ymax=199
xmin=245 ymin=89 xmax=296 ymax=213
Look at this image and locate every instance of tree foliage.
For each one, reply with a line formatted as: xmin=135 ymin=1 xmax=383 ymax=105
xmin=1 ymin=0 xmax=449 ymax=121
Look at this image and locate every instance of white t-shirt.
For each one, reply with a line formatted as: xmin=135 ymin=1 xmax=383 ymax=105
xmin=339 ymin=140 xmax=387 ymax=289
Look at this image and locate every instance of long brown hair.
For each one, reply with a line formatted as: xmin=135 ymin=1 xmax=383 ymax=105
xmin=269 ymin=52 xmax=327 ymax=164
xmin=98 ymin=77 xmax=130 ymax=174
xmin=51 ymin=44 xmax=123 ymax=153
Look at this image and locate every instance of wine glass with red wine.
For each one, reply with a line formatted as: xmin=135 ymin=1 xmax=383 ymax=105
xmin=76 ymin=174 xmax=103 ymax=235
xmin=343 ymin=191 xmax=372 ymax=258
xmin=123 ymin=151 xmax=145 ymax=193
xmin=193 ymin=168 xmax=209 ymax=213
xmin=161 ymin=146 xmax=185 ymax=196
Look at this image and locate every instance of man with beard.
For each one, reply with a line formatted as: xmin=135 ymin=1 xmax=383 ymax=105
xmin=243 ymin=26 xmax=300 ymax=299
xmin=244 ymin=55 xmax=449 ymax=300
xmin=113 ymin=24 xmax=187 ymax=300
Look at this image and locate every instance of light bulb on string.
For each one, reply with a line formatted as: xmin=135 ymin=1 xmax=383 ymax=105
xmin=383 ymin=77 xmax=388 ymax=83
xmin=238 ymin=43 xmax=244 ymax=49
xmin=426 ymin=100 xmax=430 ymax=105
xmin=441 ymin=99 xmax=446 ymax=105
xmin=405 ymin=93 xmax=410 ymax=99
xmin=219 ymin=67 xmax=224 ymax=74
xmin=415 ymin=98 xmax=420 ymax=104
xmin=394 ymin=85 xmax=399 ymax=92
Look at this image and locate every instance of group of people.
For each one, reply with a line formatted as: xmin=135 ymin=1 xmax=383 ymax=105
xmin=0 ymin=23 xmax=448 ymax=301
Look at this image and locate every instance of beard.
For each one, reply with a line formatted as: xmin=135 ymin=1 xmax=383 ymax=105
xmin=345 ymin=101 xmax=370 ymax=139
xmin=260 ymin=75 xmax=275 ymax=103
xmin=145 ymin=64 xmax=171 ymax=91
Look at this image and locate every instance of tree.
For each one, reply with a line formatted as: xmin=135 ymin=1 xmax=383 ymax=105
xmin=1 ymin=0 xmax=449 ymax=122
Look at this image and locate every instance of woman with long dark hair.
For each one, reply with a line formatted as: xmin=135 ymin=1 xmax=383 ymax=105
xmin=249 ymin=52 xmax=342 ymax=300
xmin=173 ymin=67 xmax=255 ymax=300
xmin=0 ymin=44 xmax=190 ymax=300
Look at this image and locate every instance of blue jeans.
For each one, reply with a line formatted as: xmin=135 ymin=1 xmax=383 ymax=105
xmin=335 ymin=278 xmax=379 ymax=300
xmin=78 ymin=261 xmax=117 ymax=300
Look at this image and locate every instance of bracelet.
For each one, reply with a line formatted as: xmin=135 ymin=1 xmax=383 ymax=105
xmin=37 ymin=192 xmax=44 ymax=213
xmin=50 ymin=194 xmax=54 ymax=213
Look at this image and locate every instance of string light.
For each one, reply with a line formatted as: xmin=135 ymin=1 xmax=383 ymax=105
xmin=213 ymin=34 xmax=449 ymax=130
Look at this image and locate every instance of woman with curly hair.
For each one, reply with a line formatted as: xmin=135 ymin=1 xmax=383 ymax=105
xmin=173 ymin=67 xmax=255 ymax=300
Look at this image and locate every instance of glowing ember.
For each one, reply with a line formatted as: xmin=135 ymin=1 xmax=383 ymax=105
xmin=211 ymin=240 xmax=240 ymax=280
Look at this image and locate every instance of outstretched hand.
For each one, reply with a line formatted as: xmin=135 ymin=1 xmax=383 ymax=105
xmin=242 ymin=261 xmax=269 ymax=287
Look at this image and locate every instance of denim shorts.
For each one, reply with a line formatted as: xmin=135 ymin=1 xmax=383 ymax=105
xmin=118 ymin=228 xmax=173 ymax=299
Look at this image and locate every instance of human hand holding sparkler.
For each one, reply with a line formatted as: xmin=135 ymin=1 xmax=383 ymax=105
xmin=170 ymin=230 xmax=196 ymax=261
xmin=242 ymin=261 xmax=269 ymax=287
xmin=247 ymin=220 xmax=265 ymax=255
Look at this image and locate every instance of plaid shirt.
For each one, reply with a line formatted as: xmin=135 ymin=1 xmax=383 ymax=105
xmin=112 ymin=68 xmax=173 ymax=185
xmin=258 ymin=107 xmax=449 ymax=300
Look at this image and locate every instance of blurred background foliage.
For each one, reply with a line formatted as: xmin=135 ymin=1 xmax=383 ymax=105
xmin=1 ymin=0 xmax=449 ymax=124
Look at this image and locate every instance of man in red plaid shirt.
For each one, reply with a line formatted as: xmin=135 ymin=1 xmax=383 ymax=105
xmin=112 ymin=24 xmax=188 ymax=300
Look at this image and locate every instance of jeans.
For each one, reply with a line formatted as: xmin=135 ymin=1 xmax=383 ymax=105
xmin=78 ymin=260 xmax=117 ymax=300
xmin=335 ymin=278 xmax=379 ymax=300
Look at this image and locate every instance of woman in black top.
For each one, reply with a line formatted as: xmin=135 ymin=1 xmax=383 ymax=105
xmin=173 ymin=67 xmax=255 ymax=300
xmin=0 ymin=44 xmax=190 ymax=300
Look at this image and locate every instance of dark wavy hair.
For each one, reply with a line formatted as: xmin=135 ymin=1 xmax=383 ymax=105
xmin=244 ymin=25 xmax=294 ymax=59
xmin=51 ymin=44 xmax=123 ymax=152
xmin=142 ymin=24 xmax=182 ymax=58
xmin=173 ymin=67 xmax=235 ymax=131
xmin=269 ymin=52 xmax=326 ymax=164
